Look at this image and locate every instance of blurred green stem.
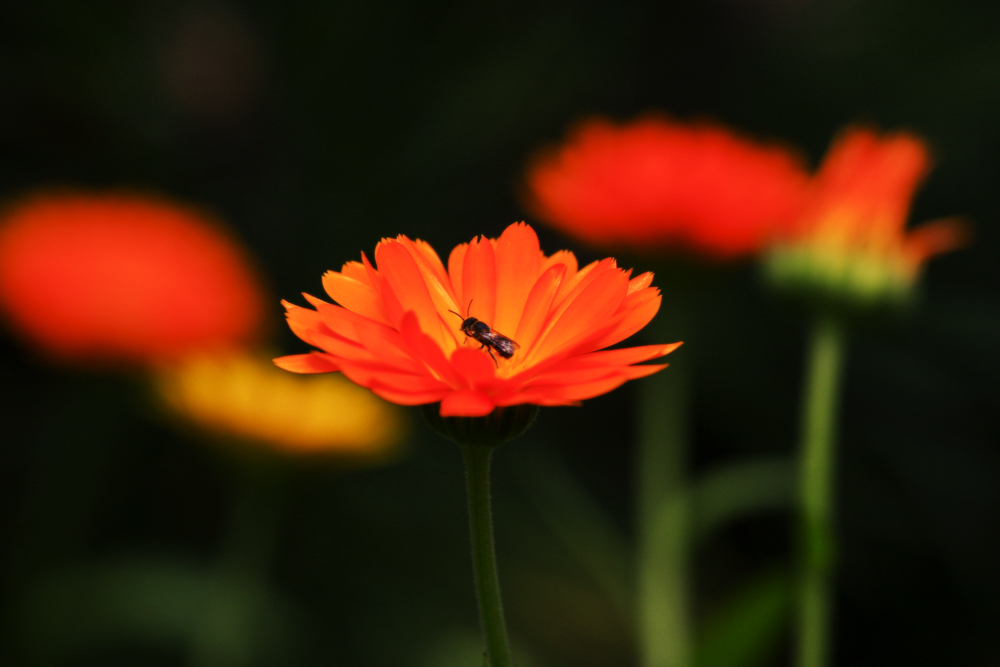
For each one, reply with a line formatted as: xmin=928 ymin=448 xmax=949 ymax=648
xmin=190 ymin=460 xmax=283 ymax=667
xmin=637 ymin=340 xmax=692 ymax=667
xmin=795 ymin=315 xmax=846 ymax=667
xmin=460 ymin=443 xmax=514 ymax=667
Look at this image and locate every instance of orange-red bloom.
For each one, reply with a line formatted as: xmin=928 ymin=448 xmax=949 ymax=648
xmin=765 ymin=127 xmax=966 ymax=304
xmin=0 ymin=192 xmax=265 ymax=366
xmin=275 ymin=222 xmax=679 ymax=417
xmin=524 ymin=116 xmax=810 ymax=259
xmin=792 ymin=126 xmax=963 ymax=273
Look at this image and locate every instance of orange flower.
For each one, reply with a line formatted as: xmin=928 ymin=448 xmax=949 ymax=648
xmin=524 ymin=116 xmax=809 ymax=259
xmin=0 ymin=192 xmax=265 ymax=366
xmin=765 ymin=127 xmax=966 ymax=306
xmin=275 ymin=222 xmax=679 ymax=417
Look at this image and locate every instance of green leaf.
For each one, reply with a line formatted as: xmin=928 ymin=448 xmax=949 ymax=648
xmin=695 ymin=570 xmax=791 ymax=667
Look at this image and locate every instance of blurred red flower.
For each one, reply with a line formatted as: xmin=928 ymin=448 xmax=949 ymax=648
xmin=795 ymin=126 xmax=963 ymax=271
xmin=276 ymin=222 xmax=679 ymax=417
xmin=524 ymin=116 xmax=810 ymax=259
xmin=765 ymin=127 xmax=966 ymax=305
xmin=0 ymin=192 xmax=266 ymax=366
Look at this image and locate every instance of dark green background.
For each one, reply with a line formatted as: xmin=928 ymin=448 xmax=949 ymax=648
xmin=1 ymin=1 xmax=998 ymax=666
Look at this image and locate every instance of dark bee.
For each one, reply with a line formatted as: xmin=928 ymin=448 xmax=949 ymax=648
xmin=448 ymin=302 xmax=520 ymax=367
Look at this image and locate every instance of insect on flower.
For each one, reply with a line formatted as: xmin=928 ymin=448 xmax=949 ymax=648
xmin=449 ymin=301 xmax=519 ymax=368
xmin=275 ymin=221 xmax=681 ymax=418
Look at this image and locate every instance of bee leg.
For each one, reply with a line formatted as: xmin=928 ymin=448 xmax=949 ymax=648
xmin=479 ymin=343 xmax=499 ymax=368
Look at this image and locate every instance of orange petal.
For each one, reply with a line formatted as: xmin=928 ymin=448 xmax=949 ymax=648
xmin=449 ymin=346 xmax=518 ymax=394
xmin=376 ymin=239 xmax=449 ymax=347
xmin=493 ymin=222 xmax=541 ymax=336
xmin=462 ymin=236 xmax=497 ymax=325
xmin=361 ymin=250 xmax=405 ymax=326
xmin=440 ymin=388 xmax=496 ymax=417
xmin=398 ymin=311 xmax=461 ymax=386
xmin=588 ymin=287 xmax=662 ymax=351
xmin=527 ymin=361 xmax=668 ymax=387
xmin=284 ymin=313 xmax=329 ymax=350
xmin=341 ymin=260 xmax=372 ymax=285
xmin=359 ymin=251 xmax=383 ymax=291
xmin=514 ymin=374 xmax=637 ymax=404
xmin=545 ymin=342 xmax=681 ymax=371
xmin=411 ymin=238 xmax=454 ymax=291
xmin=338 ymin=359 xmax=445 ymax=392
xmin=322 ymin=270 xmax=391 ymax=326
xmin=554 ymin=257 xmax=608 ymax=306
xmin=397 ymin=235 xmax=461 ymax=319
xmin=301 ymin=295 xmax=369 ymax=345
xmin=628 ymin=271 xmax=654 ymax=294
xmin=282 ymin=298 xmax=323 ymax=322
xmin=540 ymin=249 xmax=578 ymax=278
xmin=513 ymin=263 xmax=566 ymax=354
xmin=519 ymin=259 xmax=614 ymax=358
xmin=448 ymin=242 xmax=468 ymax=308
xmin=295 ymin=324 xmax=370 ymax=361
xmin=528 ymin=265 xmax=628 ymax=364
xmin=349 ymin=316 xmax=427 ymax=373
xmin=904 ymin=217 xmax=969 ymax=264
xmin=273 ymin=352 xmax=339 ymax=373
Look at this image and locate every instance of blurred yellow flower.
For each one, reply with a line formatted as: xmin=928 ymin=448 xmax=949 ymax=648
xmin=155 ymin=350 xmax=406 ymax=458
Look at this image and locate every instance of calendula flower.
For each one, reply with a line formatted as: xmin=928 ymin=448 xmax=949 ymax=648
xmin=764 ymin=127 xmax=966 ymax=309
xmin=275 ymin=222 xmax=679 ymax=417
xmin=155 ymin=350 xmax=404 ymax=458
xmin=0 ymin=192 xmax=265 ymax=366
xmin=524 ymin=116 xmax=809 ymax=259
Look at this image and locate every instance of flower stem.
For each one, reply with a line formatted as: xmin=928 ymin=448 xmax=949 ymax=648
xmin=190 ymin=461 xmax=283 ymax=667
xmin=795 ymin=315 xmax=846 ymax=667
xmin=637 ymin=359 xmax=692 ymax=667
xmin=459 ymin=442 xmax=515 ymax=667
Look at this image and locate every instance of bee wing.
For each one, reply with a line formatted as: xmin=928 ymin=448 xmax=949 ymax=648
xmin=480 ymin=331 xmax=519 ymax=358
xmin=488 ymin=328 xmax=520 ymax=349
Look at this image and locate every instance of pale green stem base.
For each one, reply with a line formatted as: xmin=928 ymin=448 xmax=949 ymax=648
xmin=637 ymin=360 xmax=692 ymax=667
xmin=795 ymin=316 xmax=846 ymax=667
xmin=460 ymin=443 xmax=515 ymax=667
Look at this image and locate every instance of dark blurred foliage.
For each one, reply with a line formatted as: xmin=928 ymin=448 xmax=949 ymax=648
xmin=1 ymin=1 xmax=998 ymax=666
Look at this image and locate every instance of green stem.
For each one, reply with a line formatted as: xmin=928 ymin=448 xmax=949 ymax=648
xmin=190 ymin=462 xmax=283 ymax=667
xmin=795 ymin=315 xmax=846 ymax=667
xmin=637 ymin=360 xmax=692 ymax=667
xmin=460 ymin=443 xmax=515 ymax=667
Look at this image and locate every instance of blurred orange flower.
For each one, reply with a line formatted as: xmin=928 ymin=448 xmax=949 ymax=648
xmin=0 ymin=192 xmax=265 ymax=366
xmin=524 ymin=116 xmax=809 ymax=259
xmin=766 ymin=127 xmax=966 ymax=305
xmin=155 ymin=350 xmax=405 ymax=458
xmin=276 ymin=222 xmax=679 ymax=417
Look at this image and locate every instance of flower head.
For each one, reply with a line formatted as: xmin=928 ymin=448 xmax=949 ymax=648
xmin=276 ymin=222 xmax=679 ymax=417
xmin=155 ymin=350 xmax=405 ymax=458
xmin=764 ymin=127 xmax=966 ymax=309
xmin=524 ymin=116 xmax=809 ymax=259
xmin=0 ymin=192 xmax=266 ymax=366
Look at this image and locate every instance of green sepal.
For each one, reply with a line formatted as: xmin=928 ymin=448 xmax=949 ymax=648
xmin=420 ymin=404 xmax=539 ymax=448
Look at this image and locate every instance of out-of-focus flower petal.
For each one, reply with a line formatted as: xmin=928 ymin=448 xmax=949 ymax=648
xmin=157 ymin=350 xmax=405 ymax=458
xmin=0 ymin=192 xmax=266 ymax=366
xmin=524 ymin=116 xmax=809 ymax=259
xmin=765 ymin=126 xmax=967 ymax=309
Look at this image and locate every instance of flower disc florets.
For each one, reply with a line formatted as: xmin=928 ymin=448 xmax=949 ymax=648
xmin=276 ymin=222 xmax=680 ymax=417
